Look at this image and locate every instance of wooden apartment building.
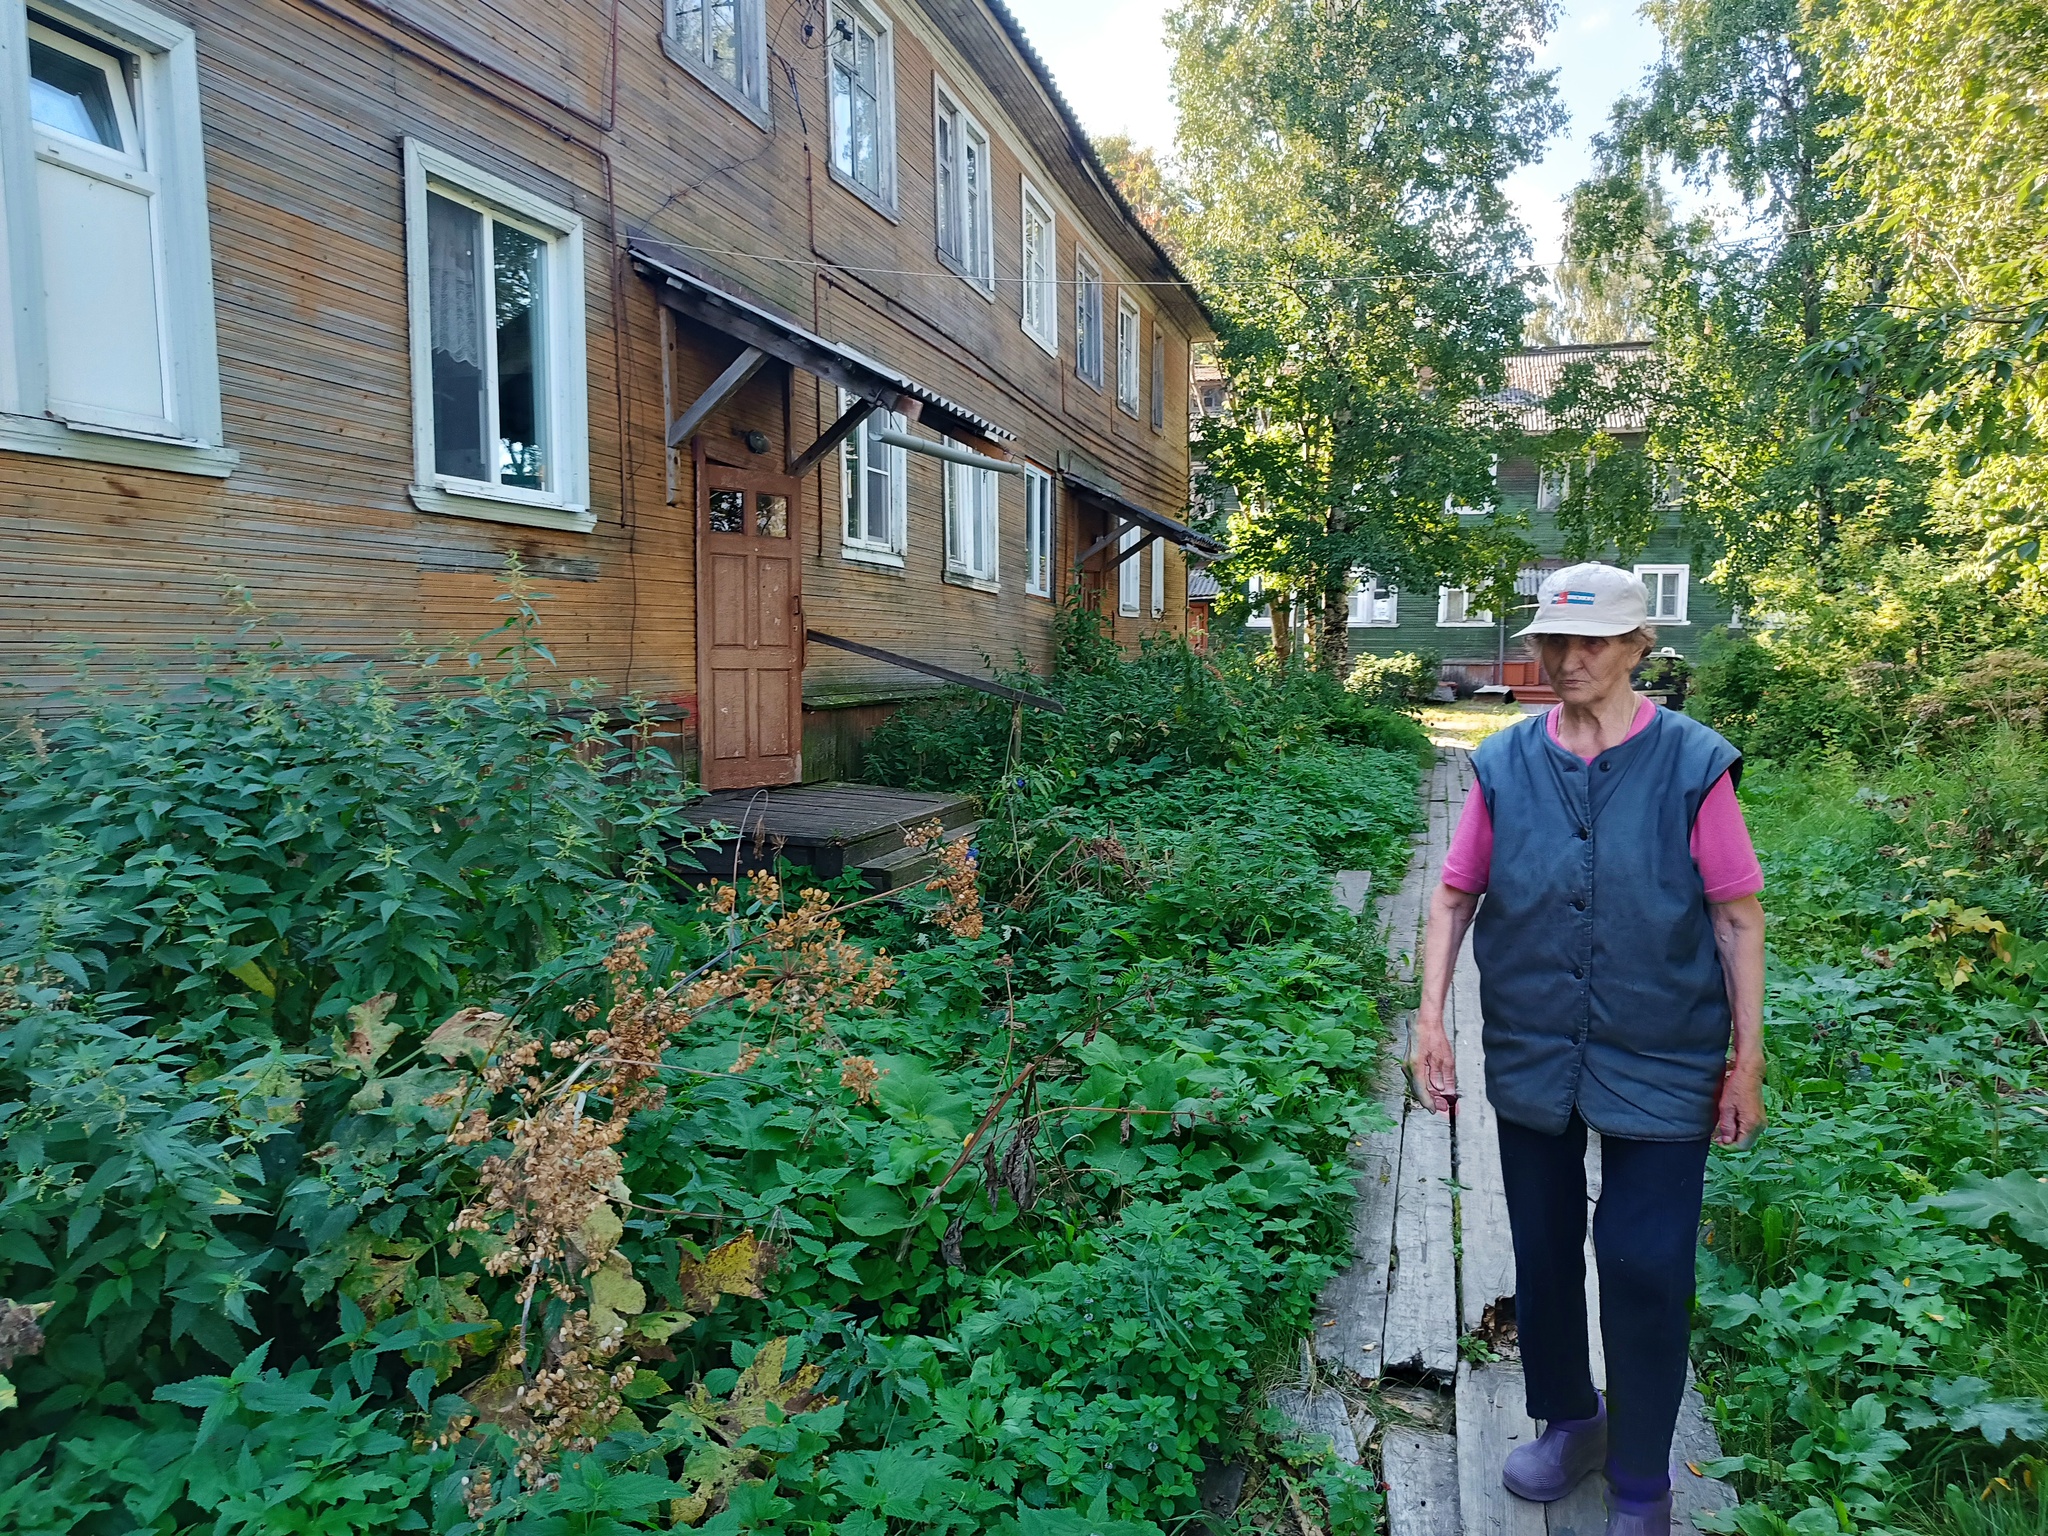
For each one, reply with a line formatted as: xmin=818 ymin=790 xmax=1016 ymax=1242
xmin=0 ymin=0 xmax=1215 ymax=787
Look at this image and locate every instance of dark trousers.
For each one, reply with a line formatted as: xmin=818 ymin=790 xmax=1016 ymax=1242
xmin=1495 ymin=1111 xmax=1710 ymax=1496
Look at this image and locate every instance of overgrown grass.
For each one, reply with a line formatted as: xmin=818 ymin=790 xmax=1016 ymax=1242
xmin=1693 ymin=732 xmax=2048 ymax=1535
xmin=0 ymin=601 xmax=1421 ymax=1534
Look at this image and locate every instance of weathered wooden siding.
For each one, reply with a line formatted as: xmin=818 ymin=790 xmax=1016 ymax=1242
xmin=1 ymin=0 xmax=1201 ymax=750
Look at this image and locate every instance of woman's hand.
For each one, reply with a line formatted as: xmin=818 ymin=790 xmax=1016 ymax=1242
xmin=1714 ymin=1054 xmax=1766 ymax=1148
xmin=1409 ymin=1017 xmax=1458 ymax=1116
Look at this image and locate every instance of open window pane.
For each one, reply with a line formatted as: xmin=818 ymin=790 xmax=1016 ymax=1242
xmin=28 ymin=37 xmax=122 ymax=148
xmin=427 ymin=192 xmax=490 ymax=483
xmin=492 ymin=222 xmax=546 ymax=490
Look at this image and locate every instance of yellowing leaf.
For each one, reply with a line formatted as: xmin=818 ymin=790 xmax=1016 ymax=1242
xmin=424 ymin=1007 xmax=509 ymax=1064
xmin=228 ymin=960 xmax=275 ymax=998
xmin=677 ymin=1232 xmax=774 ymax=1317
xmin=590 ymin=1253 xmax=647 ymax=1318
xmin=334 ymin=993 xmax=401 ymax=1069
xmin=576 ymin=1204 xmax=625 ymax=1267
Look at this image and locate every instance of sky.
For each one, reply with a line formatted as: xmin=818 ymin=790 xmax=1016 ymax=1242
xmin=1011 ymin=0 xmax=1667 ymax=270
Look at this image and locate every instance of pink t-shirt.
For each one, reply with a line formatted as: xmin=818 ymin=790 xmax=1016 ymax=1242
xmin=1441 ymin=699 xmax=1764 ymax=903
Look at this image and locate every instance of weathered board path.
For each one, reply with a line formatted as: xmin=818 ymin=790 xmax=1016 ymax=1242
xmin=1299 ymin=748 xmax=1737 ymax=1534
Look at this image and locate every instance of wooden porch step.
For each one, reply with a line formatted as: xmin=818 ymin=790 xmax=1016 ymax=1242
xmin=682 ymin=781 xmax=979 ymax=884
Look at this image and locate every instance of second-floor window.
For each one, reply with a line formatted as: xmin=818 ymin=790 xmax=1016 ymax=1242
xmin=934 ymin=86 xmax=991 ymax=288
xmin=828 ymin=0 xmax=893 ymax=206
xmin=1023 ymin=465 xmax=1055 ymax=596
xmin=1437 ymin=586 xmax=1493 ymax=626
xmin=1116 ymin=295 xmax=1141 ymax=415
xmin=1020 ymin=180 xmax=1057 ymax=351
xmin=1151 ymin=333 xmax=1166 ymax=431
xmin=664 ymin=0 xmax=767 ymax=118
xmin=1075 ymin=250 xmax=1103 ymax=388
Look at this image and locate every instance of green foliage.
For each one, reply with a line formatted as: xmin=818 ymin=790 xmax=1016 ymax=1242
xmin=1166 ymin=0 xmax=1560 ymax=671
xmin=1691 ymin=747 xmax=2048 ymax=1531
xmin=1346 ymin=650 xmax=1441 ymax=707
xmin=0 ymin=606 xmax=1421 ymax=1534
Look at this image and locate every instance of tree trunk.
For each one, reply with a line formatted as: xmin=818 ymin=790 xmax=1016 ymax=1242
xmin=1315 ymin=586 xmax=1351 ymax=677
xmin=1269 ymin=592 xmax=1294 ymax=664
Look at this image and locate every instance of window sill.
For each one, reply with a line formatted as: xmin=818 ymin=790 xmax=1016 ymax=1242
xmin=659 ymin=34 xmax=772 ymax=128
xmin=827 ymin=164 xmax=899 ymax=222
xmin=935 ymin=248 xmax=996 ymax=300
xmin=1117 ymin=399 xmax=1140 ymax=419
xmin=0 ymin=413 xmax=238 ymax=477
xmin=1025 ymin=586 xmax=1055 ymax=601
xmin=411 ymin=482 xmax=596 ymax=533
xmin=842 ymin=545 xmax=906 ymax=570
xmin=1021 ymin=322 xmax=1058 ymax=357
xmin=943 ymin=569 xmax=1000 ymax=594
xmin=1076 ymin=372 xmax=1104 ymax=393
xmin=1436 ymin=620 xmax=1496 ymax=628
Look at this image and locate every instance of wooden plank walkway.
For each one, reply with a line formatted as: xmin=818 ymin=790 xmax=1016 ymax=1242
xmin=1300 ymin=749 xmax=1736 ymax=1534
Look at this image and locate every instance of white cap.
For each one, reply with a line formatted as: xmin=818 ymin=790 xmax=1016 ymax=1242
xmin=1515 ymin=561 xmax=1649 ymax=639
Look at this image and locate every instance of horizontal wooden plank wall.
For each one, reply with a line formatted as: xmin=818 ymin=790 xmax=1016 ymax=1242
xmin=1 ymin=0 xmax=1202 ymax=755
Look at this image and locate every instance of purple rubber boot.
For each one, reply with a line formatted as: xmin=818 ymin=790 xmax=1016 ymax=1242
xmin=1501 ymin=1395 xmax=1607 ymax=1501
xmin=1605 ymin=1487 xmax=1673 ymax=1536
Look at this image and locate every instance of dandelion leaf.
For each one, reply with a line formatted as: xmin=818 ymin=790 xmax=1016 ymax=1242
xmin=677 ymin=1232 xmax=773 ymax=1315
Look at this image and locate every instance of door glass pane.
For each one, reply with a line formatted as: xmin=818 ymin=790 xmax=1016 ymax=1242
xmin=756 ymin=493 xmax=788 ymax=537
xmin=492 ymin=222 xmax=546 ymax=490
xmin=29 ymin=39 xmax=122 ymax=148
xmin=709 ymin=488 xmax=745 ymax=533
xmin=427 ymin=193 xmax=490 ymax=483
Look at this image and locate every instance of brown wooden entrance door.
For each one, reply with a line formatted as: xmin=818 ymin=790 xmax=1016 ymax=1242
xmin=695 ymin=455 xmax=803 ymax=789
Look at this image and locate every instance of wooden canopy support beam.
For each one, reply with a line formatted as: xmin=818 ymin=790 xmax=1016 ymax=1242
xmin=1072 ymin=520 xmax=1161 ymax=573
xmin=666 ymin=346 xmax=769 ymax=448
xmin=788 ymin=397 xmax=877 ymax=481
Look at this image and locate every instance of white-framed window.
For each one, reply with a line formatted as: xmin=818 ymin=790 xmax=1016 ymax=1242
xmin=1075 ymin=248 xmax=1103 ymax=388
xmin=0 ymin=1 xmax=232 ymax=475
xmin=404 ymin=141 xmax=590 ymax=532
xmin=839 ymin=388 xmax=906 ymax=563
xmin=1637 ymin=564 xmax=1690 ymax=622
xmin=933 ymin=83 xmax=991 ymax=290
xmin=1150 ymin=332 xmax=1166 ymax=431
xmin=1116 ymin=293 xmax=1141 ymax=415
xmin=1447 ymin=455 xmax=1500 ymax=517
xmin=663 ymin=0 xmax=768 ymax=123
xmin=1538 ymin=464 xmax=1569 ymax=512
xmin=1117 ymin=524 xmax=1141 ymax=616
xmin=944 ymin=448 xmax=999 ymax=586
xmin=1244 ymin=574 xmax=1295 ymax=630
xmin=1019 ymin=179 xmax=1056 ymax=353
xmin=1437 ymin=586 xmax=1493 ymax=626
xmin=1149 ymin=533 xmax=1165 ymax=618
xmin=1350 ymin=577 xmax=1397 ymax=626
xmin=1022 ymin=463 xmax=1055 ymax=597
xmin=827 ymin=0 xmax=894 ymax=209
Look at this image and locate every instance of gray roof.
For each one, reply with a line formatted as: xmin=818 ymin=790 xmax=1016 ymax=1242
xmin=1496 ymin=343 xmax=1653 ymax=435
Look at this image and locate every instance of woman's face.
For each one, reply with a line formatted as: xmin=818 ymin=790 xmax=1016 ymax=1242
xmin=1540 ymin=633 xmax=1643 ymax=705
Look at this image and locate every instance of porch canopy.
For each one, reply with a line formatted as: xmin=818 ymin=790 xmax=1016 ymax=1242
xmin=629 ymin=239 xmax=1015 ymax=479
xmin=1060 ymin=470 xmax=1226 ymax=573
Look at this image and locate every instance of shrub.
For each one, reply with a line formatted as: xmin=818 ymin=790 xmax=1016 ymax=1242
xmin=0 ymin=596 xmax=1420 ymax=1534
xmin=1346 ymin=649 xmax=1440 ymax=706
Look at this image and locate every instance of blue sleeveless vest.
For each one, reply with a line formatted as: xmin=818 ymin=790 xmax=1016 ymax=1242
xmin=1469 ymin=707 xmax=1743 ymax=1141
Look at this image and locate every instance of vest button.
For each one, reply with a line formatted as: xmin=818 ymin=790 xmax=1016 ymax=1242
xmin=1600 ymin=760 xmax=1612 ymax=772
xmin=1572 ymin=966 xmax=1585 ymax=980
xmin=1577 ymin=826 xmax=1589 ymax=839
xmin=1572 ymin=898 xmax=1585 ymax=911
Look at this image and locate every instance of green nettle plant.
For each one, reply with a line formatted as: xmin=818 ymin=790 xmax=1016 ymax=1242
xmin=0 ymin=592 xmax=1420 ymax=1534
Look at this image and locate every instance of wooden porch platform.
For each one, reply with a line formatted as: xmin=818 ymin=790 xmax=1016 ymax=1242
xmin=681 ymin=781 xmax=979 ymax=892
xmin=1278 ymin=751 xmax=1736 ymax=1533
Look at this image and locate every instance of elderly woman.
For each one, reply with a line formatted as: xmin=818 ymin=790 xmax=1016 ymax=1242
xmin=1411 ymin=562 xmax=1767 ymax=1536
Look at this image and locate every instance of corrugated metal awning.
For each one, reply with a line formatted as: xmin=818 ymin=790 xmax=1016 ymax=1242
xmin=628 ymin=239 xmax=1014 ymax=447
xmin=1060 ymin=471 xmax=1226 ymax=557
